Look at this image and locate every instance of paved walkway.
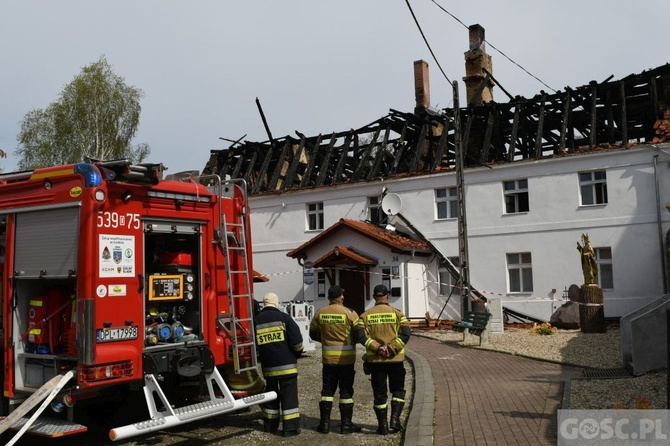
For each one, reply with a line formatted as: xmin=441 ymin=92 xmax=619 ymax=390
xmin=403 ymin=335 xmax=583 ymax=446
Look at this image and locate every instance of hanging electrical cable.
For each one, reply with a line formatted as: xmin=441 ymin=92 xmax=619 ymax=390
xmin=429 ymin=0 xmax=557 ymax=93
xmin=404 ymin=0 xmax=452 ymax=85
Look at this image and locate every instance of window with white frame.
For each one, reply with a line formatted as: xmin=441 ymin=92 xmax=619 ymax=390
xmin=507 ymin=252 xmax=533 ymax=293
xmin=595 ymin=247 xmax=613 ymax=290
xmin=367 ymin=196 xmax=388 ymax=226
xmin=435 ymin=187 xmax=458 ymax=220
xmin=503 ymin=179 xmax=529 ymax=214
xmin=579 ymin=170 xmax=608 ymax=205
xmin=306 ymin=202 xmax=324 ymax=231
xmin=438 ymin=256 xmax=460 ymax=296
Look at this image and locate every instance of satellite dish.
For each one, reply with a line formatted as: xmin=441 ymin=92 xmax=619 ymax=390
xmin=381 ymin=193 xmax=402 ymax=216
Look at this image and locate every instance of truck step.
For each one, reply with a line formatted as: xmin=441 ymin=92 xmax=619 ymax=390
xmin=109 ymin=391 xmax=275 ymax=441
xmin=8 ymin=416 xmax=88 ymax=438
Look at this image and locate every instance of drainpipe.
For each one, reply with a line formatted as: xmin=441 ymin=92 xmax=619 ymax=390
xmin=654 ymin=155 xmax=668 ymax=293
xmin=403 ymin=261 xmax=410 ymax=317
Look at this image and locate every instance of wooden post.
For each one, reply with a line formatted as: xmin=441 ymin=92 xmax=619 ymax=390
xmin=579 ymin=285 xmax=605 ymax=333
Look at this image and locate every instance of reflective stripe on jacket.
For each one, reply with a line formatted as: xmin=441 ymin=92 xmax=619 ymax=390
xmin=309 ymin=301 xmax=359 ymax=365
xmin=254 ymin=307 xmax=304 ymax=377
xmin=354 ymin=302 xmax=410 ymax=363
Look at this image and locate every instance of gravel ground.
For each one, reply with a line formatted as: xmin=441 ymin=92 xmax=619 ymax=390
xmin=414 ymin=324 xmax=668 ymax=411
xmin=15 ymin=344 xmax=411 ymax=446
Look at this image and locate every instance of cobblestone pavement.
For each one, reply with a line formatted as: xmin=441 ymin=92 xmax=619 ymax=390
xmin=408 ymin=335 xmax=583 ymax=446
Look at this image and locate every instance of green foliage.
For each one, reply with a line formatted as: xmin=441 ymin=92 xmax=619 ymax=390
xmin=14 ymin=56 xmax=150 ymax=170
xmin=529 ymin=322 xmax=557 ymax=335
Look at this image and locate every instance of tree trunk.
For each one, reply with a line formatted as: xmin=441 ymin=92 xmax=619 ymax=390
xmin=579 ymin=285 xmax=605 ymax=333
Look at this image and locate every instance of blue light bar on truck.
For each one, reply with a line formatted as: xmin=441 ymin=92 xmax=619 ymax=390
xmin=74 ymin=163 xmax=102 ymax=187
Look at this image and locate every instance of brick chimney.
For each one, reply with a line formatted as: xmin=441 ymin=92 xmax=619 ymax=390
xmin=463 ymin=24 xmax=494 ymax=105
xmin=414 ymin=60 xmax=430 ymax=112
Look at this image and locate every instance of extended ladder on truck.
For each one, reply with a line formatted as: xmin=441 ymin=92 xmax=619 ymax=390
xmin=205 ymin=175 xmax=259 ymax=375
xmin=221 ymin=209 xmax=258 ymax=374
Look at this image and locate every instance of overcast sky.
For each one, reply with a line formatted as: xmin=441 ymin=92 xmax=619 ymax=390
xmin=1 ymin=1 xmax=668 ymax=174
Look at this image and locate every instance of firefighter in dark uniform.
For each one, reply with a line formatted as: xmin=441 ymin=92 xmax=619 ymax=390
xmin=309 ymin=285 xmax=361 ymax=434
xmin=354 ymin=284 xmax=411 ymax=435
xmin=254 ymin=292 xmax=304 ymax=437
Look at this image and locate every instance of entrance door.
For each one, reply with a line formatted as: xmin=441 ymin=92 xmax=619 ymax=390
xmin=339 ymin=270 xmax=366 ymax=315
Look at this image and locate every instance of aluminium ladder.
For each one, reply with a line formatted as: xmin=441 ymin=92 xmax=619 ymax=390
xmin=183 ymin=173 xmax=259 ymax=376
xmin=213 ymin=177 xmax=258 ymax=375
xmin=220 ymin=205 xmax=258 ymax=374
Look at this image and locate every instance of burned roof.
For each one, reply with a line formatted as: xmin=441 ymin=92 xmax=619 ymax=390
xmin=287 ymin=218 xmax=431 ymax=260
xmin=203 ymin=64 xmax=670 ymax=196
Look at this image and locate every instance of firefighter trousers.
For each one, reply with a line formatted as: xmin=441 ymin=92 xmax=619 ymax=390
xmin=367 ymin=362 xmax=406 ymax=407
xmin=320 ymin=364 xmax=355 ymax=402
xmin=262 ymin=375 xmax=301 ymax=432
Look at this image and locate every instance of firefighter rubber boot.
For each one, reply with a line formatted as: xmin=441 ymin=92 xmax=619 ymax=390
xmin=263 ymin=419 xmax=279 ymax=433
xmin=339 ymin=403 xmax=362 ymax=434
xmin=389 ymin=400 xmax=405 ymax=433
xmin=374 ymin=406 xmax=389 ymax=435
xmin=317 ymin=401 xmax=332 ymax=434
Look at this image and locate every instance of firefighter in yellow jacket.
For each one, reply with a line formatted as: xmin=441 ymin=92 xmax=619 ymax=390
xmin=353 ymin=284 xmax=411 ymax=435
xmin=309 ymin=285 xmax=361 ymax=434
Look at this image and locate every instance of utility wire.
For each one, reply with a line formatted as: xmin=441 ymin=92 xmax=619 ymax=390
xmin=404 ymin=0 xmax=452 ymax=85
xmin=429 ymin=0 xmax=556 ymax=93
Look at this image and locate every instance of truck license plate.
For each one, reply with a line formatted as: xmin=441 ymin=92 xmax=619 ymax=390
xmin=96 ymin=326 xmax=139 ymax=343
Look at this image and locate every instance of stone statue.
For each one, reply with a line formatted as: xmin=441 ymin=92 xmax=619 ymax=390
xmin=576 ymin=233 xmax=598 ymax=285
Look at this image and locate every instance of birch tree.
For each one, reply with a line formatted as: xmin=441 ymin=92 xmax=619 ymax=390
xmin=15 ymin=56 xmax=150 ymax=170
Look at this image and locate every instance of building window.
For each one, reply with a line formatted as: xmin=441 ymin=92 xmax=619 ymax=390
xmin=306 ymin=202 xmax=324 ymax=231
xmin=595 ymin=247 xmax=613 ymax=290
xmin=438 ymin=256 xmax=460 ymax=296
xmin=435 ymin=187 xmax=458 ymax=220
xmin=316 ymin=271 xmax=326 ymax=298
xmin=503 ymin=179 xmax=529 ymax=214
xmin=507 ymin=252 xmax=533 ymax=293
xmin=367 ymin=196 xmax=388 ymax=226
xmin=579 ymin=170 xmax=608 ymax=206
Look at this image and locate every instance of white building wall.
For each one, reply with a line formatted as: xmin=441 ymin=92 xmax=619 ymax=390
xmin=249 ymin=144 xmax=670 ymax=320
xmin=250 ymin=183 xmax=390 ymax=303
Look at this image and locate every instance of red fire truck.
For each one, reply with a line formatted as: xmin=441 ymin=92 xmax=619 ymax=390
xmin=0 ymin=159 xmax=274 ymax=441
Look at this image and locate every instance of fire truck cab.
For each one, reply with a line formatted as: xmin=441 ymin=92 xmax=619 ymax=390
xmin=0 ymin=159 xmax=274 ymax=441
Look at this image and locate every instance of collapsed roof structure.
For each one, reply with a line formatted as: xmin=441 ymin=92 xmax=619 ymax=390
xmin=203 ymin=26 xmax=670 ymax=197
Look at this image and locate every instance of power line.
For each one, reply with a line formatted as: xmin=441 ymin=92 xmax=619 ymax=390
xmin=404 ymin=0 xmax=452 ymax=85
xmin=429 ymin=0 xmax=556 ymax=93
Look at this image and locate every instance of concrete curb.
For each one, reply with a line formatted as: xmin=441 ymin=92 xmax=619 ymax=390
xmin=562 ymin=378 xmax=572 ymax=409
xmin=403 ymin=348 xmax=434 ymax=446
